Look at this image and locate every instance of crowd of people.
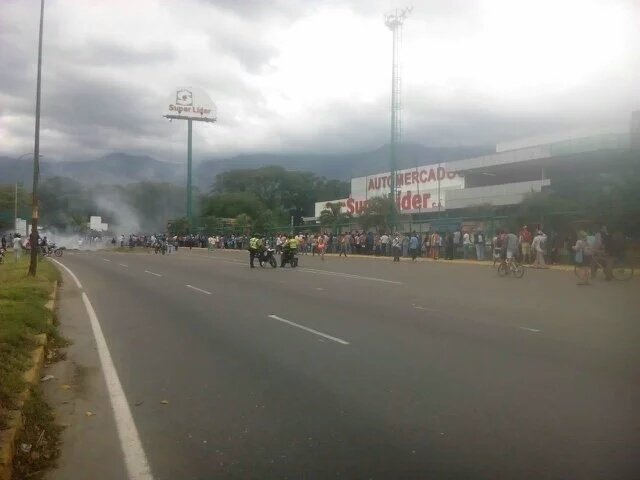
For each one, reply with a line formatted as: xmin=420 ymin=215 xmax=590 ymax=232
xmin=1 ymin=232 xmax=58 ymax=262
xmin=199 ymin=225 xmax=628 ymax=270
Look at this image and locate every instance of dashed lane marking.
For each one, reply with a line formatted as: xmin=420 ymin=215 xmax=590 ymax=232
xmin=267 ymin=314 xmax=350 ymax=345
xmin=144 ymin=270 xmax=162 ymax=277
xmin=185 ymin=284 xmax=212 ymax=295
xmin=297 ymin=267 xmax=403 ymax=285
xmin=414 ymin=305 xmax=442 ymax=313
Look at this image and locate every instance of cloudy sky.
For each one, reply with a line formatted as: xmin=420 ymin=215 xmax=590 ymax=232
xmin=1 ymin=0 xmax=638 ymax=162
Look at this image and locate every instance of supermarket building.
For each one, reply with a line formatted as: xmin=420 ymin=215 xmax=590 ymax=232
xmin=314 ymin=112 xmax=640 ymax=222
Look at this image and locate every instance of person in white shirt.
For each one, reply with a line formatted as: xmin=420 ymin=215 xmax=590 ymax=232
xmin=462 ymin=231 xmax=471 ymax=259
xmin=12 ymin=235 xmax=22 ymax=262
xmin=380 ymin=233 xmax=390 ymax=256
xmin=531 ymin=230 xmax=548 ymax=268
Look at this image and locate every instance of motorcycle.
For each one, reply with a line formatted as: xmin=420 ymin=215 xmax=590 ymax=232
xmin=258 ymin=247 xmax=278 ymax=268
xmin=281 ymin=247 xmax=299 ymax=268
xmin=47 ymin=242 xmax=64 ymax=257
xmin=153 ymin=241 xmax=167 ymax=255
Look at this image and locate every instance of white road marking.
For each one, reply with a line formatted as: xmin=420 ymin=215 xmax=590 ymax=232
xmin=267 ymin=314 xmax=350 ymax=345
xmin=119 ymin=263 xmax=129 ymax=268
xmin=185 ymin=284 xmax=212 ymax=295
xmin=54 ymin=262 xmax=153 ymax=480
xmin=144 ymin=270 xmax=162 ymax=277
xmin=103 ymin=258 xmax=112 ymax=262
xmin=297 ymin=267 xmax=403 ymax=285
xmin=414 ymin=305 xmax=441 ymax=313
xmin=49 ymin=258 xmax=83 ymax=289
xmin=520 ymin=327 xmax=541 ymax=333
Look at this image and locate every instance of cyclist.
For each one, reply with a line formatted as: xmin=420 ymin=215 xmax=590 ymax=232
xmin=505 ymin=230 xmax=519 ymax=267
xmin=592 ymin=226 xmax=613 ymax=281
xmin=573 ymin=231 xmax=591 ymax=285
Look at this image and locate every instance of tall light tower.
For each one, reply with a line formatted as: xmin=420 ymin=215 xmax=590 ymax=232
xmin=385 ymin=7 xmax=411 ymax=231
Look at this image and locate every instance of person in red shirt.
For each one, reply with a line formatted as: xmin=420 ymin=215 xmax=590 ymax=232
xmin=519 ymin=225 xmax=533 ymax=264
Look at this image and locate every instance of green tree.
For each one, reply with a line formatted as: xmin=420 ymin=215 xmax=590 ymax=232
xmin=319 ymin=201 xmax=350 ymax=232
xmin=201 ymin=191 xmax=265 ymax=219
xmin=235 ymin=213 xmax=252 ymax=233
xmin=168 ymin=217 xmax=190 ymax=235
xmin=0 ymin=183 xmax=29 ymax=230
xmin=358 ymin=196 xmax=395 ymax=233
xmin=210 ymin=166 xmax=349 ymax=222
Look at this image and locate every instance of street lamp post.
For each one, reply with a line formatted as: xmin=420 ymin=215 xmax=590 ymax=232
xmin=29 ymin=0 xmax=45 ymax=277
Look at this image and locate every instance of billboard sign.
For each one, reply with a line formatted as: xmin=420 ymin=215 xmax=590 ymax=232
xmin=165 ymin=86 xmax=216 ymax=122
xmin=347 ymin=163 xmax=464 ymax=214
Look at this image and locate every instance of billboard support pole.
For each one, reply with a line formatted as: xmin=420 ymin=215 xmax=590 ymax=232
xmin=187 ymin=119 xmax=193 ymax=230
xmin=164 ymin=87 xmax=216 ymax=233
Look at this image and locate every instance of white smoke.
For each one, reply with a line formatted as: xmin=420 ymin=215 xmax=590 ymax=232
xmin=93 ymin=191 xmax=143 ymax=237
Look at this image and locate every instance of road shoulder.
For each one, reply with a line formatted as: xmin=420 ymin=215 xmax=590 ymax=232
xmin=42 ymin=265 xmax=127 ymax=480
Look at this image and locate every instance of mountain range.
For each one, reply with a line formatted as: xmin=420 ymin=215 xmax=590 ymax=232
xmin=0 ymin=143 xmax=493 ymax=189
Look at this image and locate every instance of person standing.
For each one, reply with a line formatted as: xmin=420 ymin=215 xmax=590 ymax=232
xmin=462 ymin=231 xmax=471 ymax=259
xmin=519 ymin=225 xmax=533 ymax=264
xmin=573 ymin=231 xmax=591 ymax=285
xmin=402 ymin=234 xmax=409 ymax=258
xmin=531 ymin=230 xmax=548 ymax=268
xmin=392 ymin=234 xmax=401 ymax=262
xmin=317 ymin=235 xmax=326 ymax=261
xmin=474 ymin=230 xmax=485 ymax=261
xmin=409 ymin=232 xmax=419 ymax=261
xmin=432 ymin=232 xmax=441 ymax=260
xmin=248 ymin=233 xmax=261 ymax=268
xmin=445 ymin=232 xmax=454 ymax=260
xmin=339 ymin=234 xmax=348 ymax=257
xmin=12 ymin=234 xmax=22 ymax=262
xmin=1 ymin=235 xmax=6 ymax=250
xmin=381 ymin=232 xmax=389 ymax=256
xmin=374 ymin=233 xmax=381 ymax=256
xmin=453 ymin=229 xmax=461 ymax=252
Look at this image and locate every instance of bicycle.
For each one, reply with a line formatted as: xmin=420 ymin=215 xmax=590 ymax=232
xmin=497 ymin=257 xmax=525 ymax=278
xmin=574 ymin=254 xmax=634 ymax=281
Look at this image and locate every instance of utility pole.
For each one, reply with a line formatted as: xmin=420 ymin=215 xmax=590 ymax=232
xmin=385 ymin=7 xmax=411 ymax=233
xmin=29 ymin=0 xmax=45 ymax=277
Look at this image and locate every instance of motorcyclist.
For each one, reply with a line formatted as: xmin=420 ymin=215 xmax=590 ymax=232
xmin=281 ymin=235 xmax=299 ymax=267
xmin=248 ymin=234 xmax=263 ymax=268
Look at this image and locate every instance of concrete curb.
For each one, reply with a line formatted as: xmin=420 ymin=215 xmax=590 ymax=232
xmin=0 ymin=279 xmax=58 ymax=480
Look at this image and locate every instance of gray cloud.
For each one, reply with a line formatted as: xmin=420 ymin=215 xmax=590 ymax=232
xmin=0 ymin=0 xmax=638 ymax=163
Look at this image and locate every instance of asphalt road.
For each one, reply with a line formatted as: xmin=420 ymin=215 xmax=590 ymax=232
xmin=50 ymin=248 xmax=640 ymax=480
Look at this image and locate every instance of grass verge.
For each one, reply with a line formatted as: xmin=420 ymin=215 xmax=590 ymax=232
xmin=0 ymin=256 xmax=59 ymax=429
xmin=12 ymin=386 xmax=63 ymax=480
